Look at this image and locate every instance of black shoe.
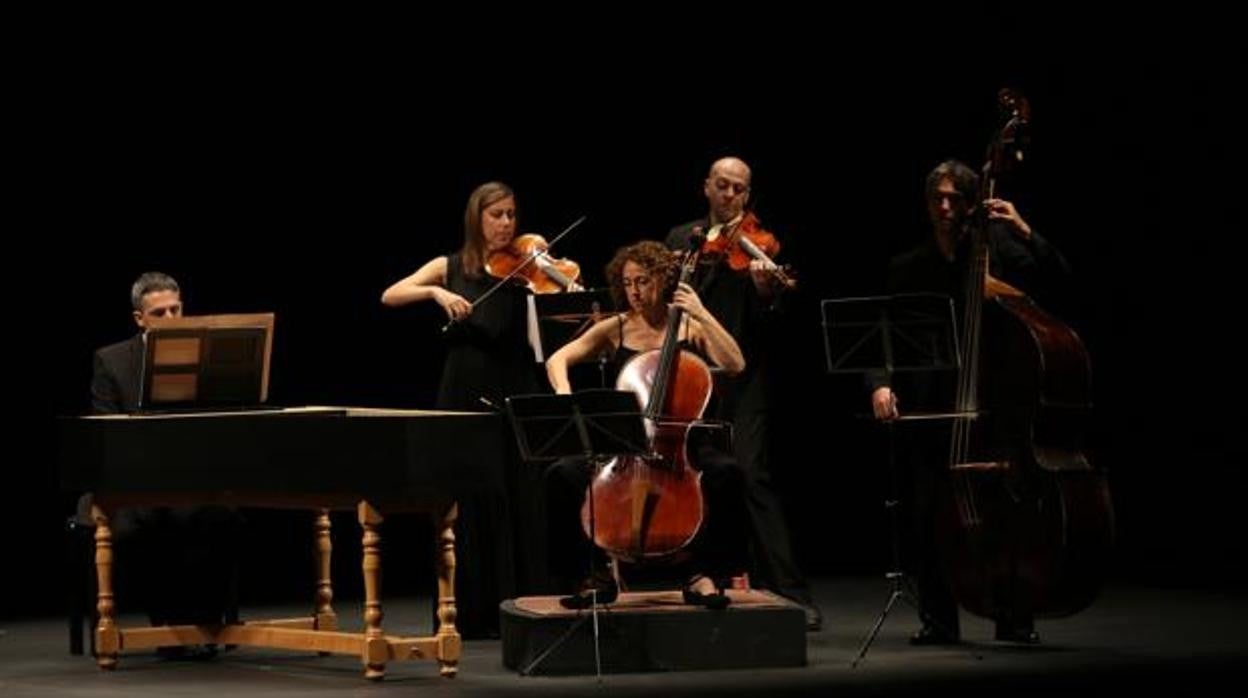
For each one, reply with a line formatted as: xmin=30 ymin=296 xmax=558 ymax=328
xmin=682 ymin=586 xmax=731 ymax=610
xmin=559 ymin=578 xmax=619 ymax=610
xmin=156 ymin=644 xmax=219 ymax=661
xmin=802 ymin=603 xmax=823 ymax=632
xmin=995 ymin=623 xmax=1040 ymax=644
xmin=682 ymin=576 xmax=730 ymax=610
xmin=909 ymin=624 xmax=960 ymax=646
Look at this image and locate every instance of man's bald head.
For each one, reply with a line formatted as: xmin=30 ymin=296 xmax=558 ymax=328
xmin=704 ymin=156 xmax=752 ymax=224
xmin=708 ymin=157 xmax=752 ymax=184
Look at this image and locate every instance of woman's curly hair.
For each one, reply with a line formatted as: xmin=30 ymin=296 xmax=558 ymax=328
xmin=605 ymin=240 xmax=678 ymax=310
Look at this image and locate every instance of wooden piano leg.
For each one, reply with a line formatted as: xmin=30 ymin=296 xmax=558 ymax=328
xmin=314 ymin=509 xmax=337 ymax=639
xmin=90 ymin=505 xmax=118 ymax=670
xmin=358 ymin=502 xmax=386 ymax=681
xmin=435 ymin=501 xmax=460 ymax=678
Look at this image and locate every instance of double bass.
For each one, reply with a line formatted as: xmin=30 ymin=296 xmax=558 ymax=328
xmin=937 ymin=90 xmax=1115 ymax=625
xmin=581 ymin=237 xmax=711 ymax=561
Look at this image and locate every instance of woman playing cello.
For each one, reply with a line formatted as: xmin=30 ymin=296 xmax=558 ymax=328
xmin=544 ymin=240 xmax=749 ymax=608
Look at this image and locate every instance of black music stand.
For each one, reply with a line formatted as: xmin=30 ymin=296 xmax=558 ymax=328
xmin=139 ymin=313 xmax=275 ymax=411
xmin=504 ymin=389 xmax=648 ymax=680
xmin=821 ymin=293 xmax=977 ymax=665
xmin=527 ymin=289 xmax=615 ymax=387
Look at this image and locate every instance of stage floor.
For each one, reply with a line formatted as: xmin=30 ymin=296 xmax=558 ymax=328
xmin=2 ymin=576 xmax=1244 ymax=696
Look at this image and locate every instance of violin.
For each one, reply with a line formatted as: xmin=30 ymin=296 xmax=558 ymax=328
xmin=441 ymin=216 xmax=588 ymax=334
xmin=485 ymin=233 xmax=583 ymax=293
xmin=700 ymin=212 xmax=796 ymax=289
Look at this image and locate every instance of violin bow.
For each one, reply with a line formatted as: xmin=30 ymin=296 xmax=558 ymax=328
xmin=441 ymin=215 xmax=588 ymax=332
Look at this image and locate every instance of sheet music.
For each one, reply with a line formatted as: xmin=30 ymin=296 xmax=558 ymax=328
xmin=526 ymin=294 xmax=544 ymax=363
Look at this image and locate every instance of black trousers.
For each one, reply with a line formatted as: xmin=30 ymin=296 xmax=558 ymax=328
xmin=896 ymin=420 xmax=961 ymax=634
xmin=110 ymin=505 xmax=243 ymax=627
xmin=545 ymin=436 xmax=748 ymax=590
xmin=896 ymin=419 xmax=1038 ymax=635
xmin=733 ymin=409 xmax=814 ymax=606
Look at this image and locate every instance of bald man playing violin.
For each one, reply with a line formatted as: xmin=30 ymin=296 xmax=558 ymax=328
xmin=665 ymin=156 xmax=822 ymax=631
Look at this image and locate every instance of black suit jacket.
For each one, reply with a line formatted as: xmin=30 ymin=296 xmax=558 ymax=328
xmin=91 ymin=334 xmax=144 ymax=415
xmin=666 ymin=219 xmax=777 ymax=416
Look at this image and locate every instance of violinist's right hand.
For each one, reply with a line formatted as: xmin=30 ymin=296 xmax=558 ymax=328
xmin=434 ymin=288 xmax=473 ymax=321
xmin=872 ymin=386 xmax=899 ymax=421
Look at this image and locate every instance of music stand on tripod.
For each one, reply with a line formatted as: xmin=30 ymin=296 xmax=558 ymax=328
xmin=526 ymin=288 xmax=615 ymax=387
xmin=504 ymin=389 xmax=648 ymax=680
xmin=821 ymin=293 xmax=978 ymax=665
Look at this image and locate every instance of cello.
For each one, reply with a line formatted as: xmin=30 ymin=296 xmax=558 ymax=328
xmin=936 ymin=89 xmax=1115 ymax=627
xmin=581 ymin=236 xmax=711 ymax=561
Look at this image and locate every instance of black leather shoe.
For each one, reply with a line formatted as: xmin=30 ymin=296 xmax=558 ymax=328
xmin=909 ymin=625 xmax=960 ymax=646
xmin=156 ymin=644 xmax=219 ymax=661
xmin=994 ymin=623 xmax=1040 ymax=644
xmin=682 ymin=586 xmax=731 ymax=610
xmin=802 ymin=603 xmax=823 ymax=632
xmin=682 ymin=576 xmax=730 ymax=610
xmin=559 ymin=578 xmax=619 ymax=609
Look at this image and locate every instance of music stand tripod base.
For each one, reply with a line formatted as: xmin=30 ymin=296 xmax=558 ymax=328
xmin=504 ymin=390 xmax=649 ymax=680
xmin=822 ymin=295 xmax=979 ymax=664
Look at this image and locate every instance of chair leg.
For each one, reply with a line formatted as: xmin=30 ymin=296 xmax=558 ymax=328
xmin=226 ymin=561 xmax=240 ymax=625
xmin=66 ymin=519 xmax=94 ymax=659
xmin=88 ymin=543 xmax=98 ymax=658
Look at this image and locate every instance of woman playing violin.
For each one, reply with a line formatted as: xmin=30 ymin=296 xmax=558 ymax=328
xmin=544 ymin=240 xmax=749 ymax=608
xmin=381 ymin=181 xmax=546 ymax=639
xmin=382 ymin=181 xmax=544 ymax=409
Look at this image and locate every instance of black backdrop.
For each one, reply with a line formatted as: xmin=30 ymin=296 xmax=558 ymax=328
xmin=14 ymin=41 xmax=1242 ymax=618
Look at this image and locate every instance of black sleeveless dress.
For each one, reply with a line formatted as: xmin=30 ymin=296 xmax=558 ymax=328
xmin=439 ymin=253 xmax=546 ymax=637
xmin=438 ymin=252 xmax=542 ymax=410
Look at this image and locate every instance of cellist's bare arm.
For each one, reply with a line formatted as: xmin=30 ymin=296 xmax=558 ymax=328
xmin=674 ymin=283 xmax=745 ymax=375
xmin=545 ymin=315 xmax=621 ymax=394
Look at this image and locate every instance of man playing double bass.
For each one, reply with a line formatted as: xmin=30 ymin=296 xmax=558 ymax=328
xmin=870 ymin=159 xmax=1075 ymax=645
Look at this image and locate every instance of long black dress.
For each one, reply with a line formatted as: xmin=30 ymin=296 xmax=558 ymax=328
xmin=439 ymin=252 xmax=546 ymax=638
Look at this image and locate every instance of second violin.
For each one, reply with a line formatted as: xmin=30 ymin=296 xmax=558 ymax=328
xmin=701 ymin=212 xmax=797 ymax=289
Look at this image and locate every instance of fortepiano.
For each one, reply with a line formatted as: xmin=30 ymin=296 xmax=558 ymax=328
xmin=57 ymin=406 xmax=505 ymax=680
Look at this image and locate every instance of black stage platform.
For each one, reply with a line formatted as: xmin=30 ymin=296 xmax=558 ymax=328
xmin=501 ymin=588 xmax=807 ymax=674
